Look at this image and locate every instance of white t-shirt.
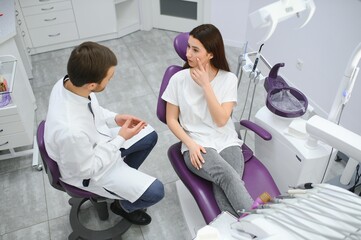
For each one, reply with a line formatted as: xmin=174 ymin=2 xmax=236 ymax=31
xmin=162 ymin=68 xmax=243 ymax=153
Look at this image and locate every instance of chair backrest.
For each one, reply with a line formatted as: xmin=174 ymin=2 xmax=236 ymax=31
xmin=37 ymin=120 xmax=100 ymax=199
xmin=156 ymin=32 xmax=189 ymax=124
xmin=37 ymin=120 xmax=64 ymax=192
xmin=156 ymin=66 xmax=183 ymax=124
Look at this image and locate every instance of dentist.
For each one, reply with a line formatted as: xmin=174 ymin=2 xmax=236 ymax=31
xmin=45 ymin=41 xmax=164 ymax=225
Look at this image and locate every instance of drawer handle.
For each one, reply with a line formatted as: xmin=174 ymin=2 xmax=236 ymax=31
xmin=0 ymin=129 xmax=3 ymax=133
xmin=39 ymin=0 xmax=51 ymax=2
xmin=41 ymin=7 xmax=54 ymax=11
xmin=48 ymin=33 xmax=61 ymax=37
xmin=21 ymin=30 xmax=26 ymax=37
xmin=44 ymin=17 xmax=57 ymax=22
xmin=18 ymin=19 xmax=22 ymax=25
xmin=0 ymin=141 xmax=9 ymax=147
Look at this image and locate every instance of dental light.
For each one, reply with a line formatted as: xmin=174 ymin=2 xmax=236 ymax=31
xmin=249 ymin=0 xmax=316 ymax=43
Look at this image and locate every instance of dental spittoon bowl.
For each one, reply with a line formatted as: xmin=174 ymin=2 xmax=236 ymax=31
xmin=264 ymin=63 xmax=308 ymax=118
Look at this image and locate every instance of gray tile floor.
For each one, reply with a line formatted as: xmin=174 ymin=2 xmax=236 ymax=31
xmin=0 ymin=28 xmax=347 ymax=240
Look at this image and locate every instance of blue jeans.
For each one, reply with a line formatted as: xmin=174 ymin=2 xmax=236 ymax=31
xmin=119 ymin=131 xmax=164 ymax=212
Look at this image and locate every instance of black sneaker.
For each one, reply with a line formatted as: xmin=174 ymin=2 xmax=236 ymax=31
xmin=110 ymin=201 xmax=152 ymax=226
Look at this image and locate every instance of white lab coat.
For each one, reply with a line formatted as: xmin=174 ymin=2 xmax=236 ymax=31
xmin=44 ymin=78 xmax=155 ymax=202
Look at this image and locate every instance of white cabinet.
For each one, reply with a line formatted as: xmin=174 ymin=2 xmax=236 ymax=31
xmin=0 ymin=39 xmax=36 ymax=161
xmin=14 ymin=0 xmax=33 ymax=54
xmin=115 ymin=0 xmax=141 ymax=35
xmin=14 ymin=0 xmax=33 ymax=77
xmin=72 ymin=0 xmax=117 ymax=39
xmin=19 ymin=0 xmax=79 ymax=49
xmin=16 ymin=0 xmax=141 ymax=54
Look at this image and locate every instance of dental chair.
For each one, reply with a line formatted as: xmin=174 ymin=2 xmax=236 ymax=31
xmin=36 ymin=120 xmax=132 ymax=240
xmin=156 ymin=32 xmax=281 ymax=224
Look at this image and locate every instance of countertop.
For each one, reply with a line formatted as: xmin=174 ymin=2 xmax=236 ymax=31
xmin=0 ymin=0 xmax=16 ymax=45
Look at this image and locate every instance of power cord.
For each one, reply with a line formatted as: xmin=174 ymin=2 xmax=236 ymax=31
xmin=349 ymin=164 xmax=361 ymax=194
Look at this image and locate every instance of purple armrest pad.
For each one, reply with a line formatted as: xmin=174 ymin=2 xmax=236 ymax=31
xmin=241 ymin=144 xmax=253 ymax=163
xmin=240 ymin=120 xmax=272 ymax=141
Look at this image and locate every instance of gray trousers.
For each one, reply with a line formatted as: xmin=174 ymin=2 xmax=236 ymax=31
xmin=184 ymin=146 xmax=253 ymax=216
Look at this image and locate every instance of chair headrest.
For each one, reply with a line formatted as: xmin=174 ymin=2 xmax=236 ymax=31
xmin=173 ymin=32 xmax=189 ymax=62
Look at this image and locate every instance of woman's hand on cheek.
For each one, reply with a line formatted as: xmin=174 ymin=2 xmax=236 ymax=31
xmin=191 ymin=58 xmax=210 ymax=87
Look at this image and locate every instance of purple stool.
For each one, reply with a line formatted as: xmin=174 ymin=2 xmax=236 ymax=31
xmin=157 ymin=32 xmax=280 ymax=224
xmin=36 ymin=121 xmax=132 ymax=240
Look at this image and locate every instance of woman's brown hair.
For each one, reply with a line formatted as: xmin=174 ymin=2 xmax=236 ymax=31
xmin=183 ymin=24 xmax=230 ymax=72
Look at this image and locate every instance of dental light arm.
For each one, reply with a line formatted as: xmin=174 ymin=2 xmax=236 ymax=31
xmin=328 ymin=42 xmax=361 ymax=123
xmin=323 ymin=42 xmax=361 ymax=185
xmin=249 ymin=0 xmax=316 ymax=43
xmin=306 ymin=115 xmax=361 ymax=185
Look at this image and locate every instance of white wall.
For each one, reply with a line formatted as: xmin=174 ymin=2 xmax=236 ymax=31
xmin=209 ymin=0 xmax=250 ymax=47
xmin=145 ymin=0 xmax=361 ymax=134
xmin=212 ymin=0 xmax=361 ymax=135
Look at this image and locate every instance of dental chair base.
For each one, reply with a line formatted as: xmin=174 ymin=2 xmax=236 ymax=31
xmin=175 ymin=180 xmax=206 ymax=238
xmin=255 ymin=106 xmax=331 ymax=193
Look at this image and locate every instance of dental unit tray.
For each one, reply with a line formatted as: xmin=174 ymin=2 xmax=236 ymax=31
xmin=264 ymin=63 xmax=308 ymax=118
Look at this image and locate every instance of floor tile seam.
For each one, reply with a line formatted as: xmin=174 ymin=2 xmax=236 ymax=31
xmin=40 ymin=172 xmax=67 ymax=237
xmin=0 ymin=163 xmax=33 ymax=177
xmin=39 ymin=170 xmax=53 ymax=237
xmin=123 ymin=31 xmax=175 ymax=101
xmin=127 ymin=50 xmax=156 ymax=100
xmin=0 ymin=219 xmax=50 ymax=237
xmin=29 ymin=81 xmax=56 ymax=91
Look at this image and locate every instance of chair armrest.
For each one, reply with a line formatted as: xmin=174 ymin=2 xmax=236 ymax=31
xmin=240 ymin=120 xmax=272 ymax=141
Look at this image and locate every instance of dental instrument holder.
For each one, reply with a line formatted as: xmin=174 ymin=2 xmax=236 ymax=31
xmin=264 ymin=63 xmax=308 ymax=118
xmin=307 ymin=115 xmax=361 ymax=186
xmin=236 ymin=51 xmax=272 ymax=117
xmin=236 ymin=51 xmax=271 ymax=142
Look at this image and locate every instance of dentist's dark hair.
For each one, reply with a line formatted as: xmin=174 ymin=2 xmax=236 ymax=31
xmin=183 ymin=24 xmax=230 ymax=72
xmin=67 ymin=41 xmax=117 ymax=87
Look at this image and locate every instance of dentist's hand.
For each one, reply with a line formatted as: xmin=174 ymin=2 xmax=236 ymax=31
xmin=115 ymin=114 xmax=147 ymax=127
xmin=188 ymin=142 xmax=206 ymax=170
xmin=118 ymin=118 xmax=146 ymax=140
xmin=190 ymin=58 xmax=210 ymax=87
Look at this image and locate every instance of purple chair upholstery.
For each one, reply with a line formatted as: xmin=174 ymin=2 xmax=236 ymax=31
xmin=36 ymin=120 xmax=132 ymax=240
xmin=173 ymin=32 xmax=189 ymax=61
xmin=157 ymin=32 xmax=280 ymax=224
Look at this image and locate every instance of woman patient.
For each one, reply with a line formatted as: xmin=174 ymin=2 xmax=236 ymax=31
xmin=162 ymin=24 xmax=256 ymax=216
